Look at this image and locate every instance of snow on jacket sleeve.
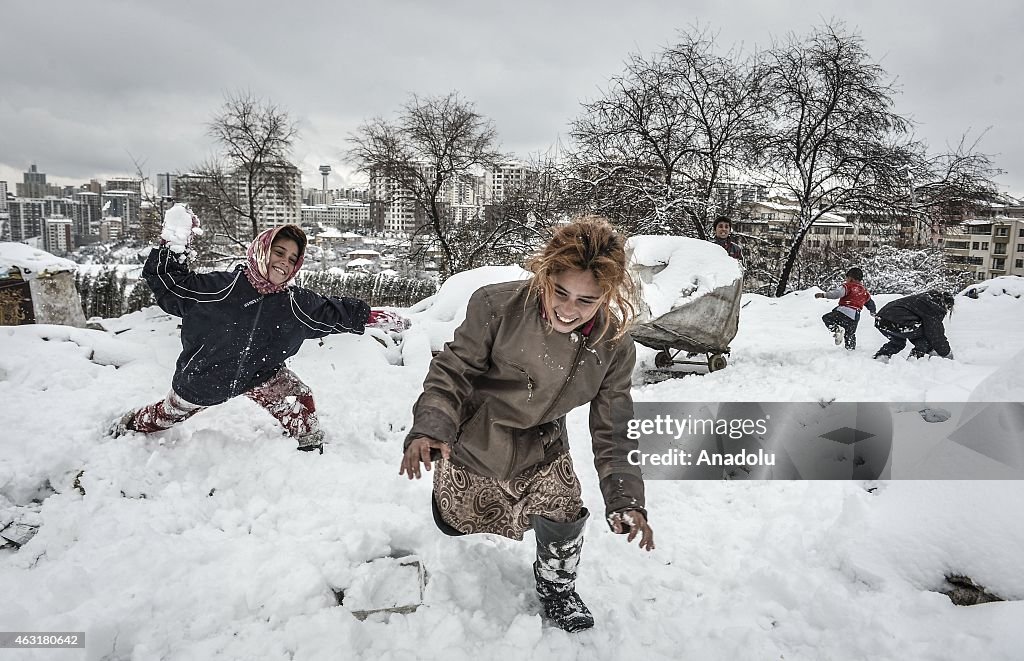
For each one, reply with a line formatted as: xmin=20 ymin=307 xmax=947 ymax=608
xmin=142 ymin=246 xmax=237 ymax=318
xmin=589 ymin=337 xmax=647 ymax=521
xmin=405 ymin=287 xmax=501 ymax=449
xmin=286 ymin=287 xmax=371 ymax=340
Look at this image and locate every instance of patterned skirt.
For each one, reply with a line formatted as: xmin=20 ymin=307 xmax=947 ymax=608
xmin=432 ymin=452 xmax=584 ymax=541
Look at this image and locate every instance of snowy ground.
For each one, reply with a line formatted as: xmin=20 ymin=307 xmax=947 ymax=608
xmin=2 ymin=275 xmax=1023 ymax=660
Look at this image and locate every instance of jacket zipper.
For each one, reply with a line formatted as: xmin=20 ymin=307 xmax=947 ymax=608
xmin=230 ymin=298 xmax=264 ymax=396
xmin=505 ymin=332 xmax=589 ymax=479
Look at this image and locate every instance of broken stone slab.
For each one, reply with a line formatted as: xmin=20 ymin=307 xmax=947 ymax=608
xmin=335 ymin=554 xmax=426 ymax=621
xmin=0 ymin=522 xmax=39 ymax=548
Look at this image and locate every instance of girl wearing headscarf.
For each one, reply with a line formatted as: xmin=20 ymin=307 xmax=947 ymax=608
xmin=114 ymin=209 xmax=400 ymax=452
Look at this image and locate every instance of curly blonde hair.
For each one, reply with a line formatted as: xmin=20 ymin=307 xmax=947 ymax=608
xmin=526 ymin=215 xmax=640 ymax=342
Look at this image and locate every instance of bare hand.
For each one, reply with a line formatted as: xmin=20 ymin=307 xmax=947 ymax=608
xmin=399 ymin=436 xmax=450 ymax=480
xmin=609 ymin=510 xmax=655 ymax=551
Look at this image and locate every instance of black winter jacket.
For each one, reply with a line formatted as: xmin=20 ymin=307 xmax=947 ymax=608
xmin=143 ymin=247 xmax=370 ymax=406
xmin=876 ymin=292 xmax=951 ymax=357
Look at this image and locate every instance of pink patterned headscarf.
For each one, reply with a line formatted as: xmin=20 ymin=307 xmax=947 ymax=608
xmin=245 ymin=225 xmax=306 ymax=294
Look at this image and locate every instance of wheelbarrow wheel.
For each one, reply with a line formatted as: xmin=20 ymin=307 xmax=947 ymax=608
xmin=654 ymin=350 xmax=674 ymax=369
xmin=708 ymin=354 xmax=728 ymax=372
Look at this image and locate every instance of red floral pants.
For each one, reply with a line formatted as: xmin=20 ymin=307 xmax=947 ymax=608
xmin=128 ymin=368 xmax=324 ymax=449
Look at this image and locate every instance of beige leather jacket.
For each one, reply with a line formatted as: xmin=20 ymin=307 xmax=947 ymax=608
xmin=406 ymin=280 xmax=645 ymax=518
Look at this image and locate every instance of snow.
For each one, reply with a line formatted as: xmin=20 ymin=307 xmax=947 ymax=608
xmin=159 ymin=203 xmax=203 ymax=252
xmin=1 ymin=267 xmax=1023 ymax=660
xmin=404 ymin=265 xmax=529 ymax=354
xmin=627 ymin=235 xmax=742 ymax=317
xmin=961 ymin=275 xmax=1024 ymax=298
xmin=0 ymin=242 xmax=77 ymax=279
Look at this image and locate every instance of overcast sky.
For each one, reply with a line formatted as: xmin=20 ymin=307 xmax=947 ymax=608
xmin=2 ymin=0 xmax=1022 ymax=196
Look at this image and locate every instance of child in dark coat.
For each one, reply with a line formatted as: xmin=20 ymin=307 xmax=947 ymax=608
xmin=815 ymin=267 xmax=876 ymax=350
xmin=112 ymin=205 xmax=404 ymax=452
xmin=873 ymin=290 xmax=955 ymax=361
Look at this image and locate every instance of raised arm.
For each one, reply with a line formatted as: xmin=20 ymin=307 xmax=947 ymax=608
xmin=142 ymin=246 xmax=238 ymax=318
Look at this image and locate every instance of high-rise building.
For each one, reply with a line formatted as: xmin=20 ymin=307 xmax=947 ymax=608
xmin=156 ymin=173 xmax=177 ymax=200
xmin=72 ymin=191 xmax=102 ymax=238
xmin=105 ymin=178 xmax=143 ymax=195
xmin=0 ymin=181 xmax=8 ymax=241
xmin=14 ymin=164 xmax=65 ymax=198
xmin=43 ymin=215 xmax=74 ymax=254
xmin=175 ymin=163 xmax=302 ymax=243
xmin=484 ymin=162 xmax=536 ymax=204
xmin=236 ymin=162 xmax=302 ymax=232
xmin=369 ymin=168 xmax=418 ymax=234
xmin=101 ymin=190 xmax=140 ymax=237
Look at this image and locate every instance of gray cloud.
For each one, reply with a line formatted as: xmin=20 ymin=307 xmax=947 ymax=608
xmin=1 ymin=0 xmax=1021 ymax=194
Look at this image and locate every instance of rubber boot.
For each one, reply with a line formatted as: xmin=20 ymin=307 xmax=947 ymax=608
xmin=530 ymin=508 xmax=594 ymax=632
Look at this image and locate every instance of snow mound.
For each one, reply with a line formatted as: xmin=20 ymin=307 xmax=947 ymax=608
xmin=406 ymin=265 xmax=529 ymax=352
xmin=0 ymin=242 xmax=77 ymax=279
xmin=961 ymin=276 xmax=1024 ymax=299
xmin=627 ymin=235 xmax=742 ymax=318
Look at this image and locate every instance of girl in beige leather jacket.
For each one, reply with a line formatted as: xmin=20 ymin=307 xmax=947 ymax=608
xmin=399 ymin=216 xmax=654 ymax=633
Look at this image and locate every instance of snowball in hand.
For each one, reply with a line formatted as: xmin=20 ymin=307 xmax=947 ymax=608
xmin=161 ymin=204 xmax=203 ymax=252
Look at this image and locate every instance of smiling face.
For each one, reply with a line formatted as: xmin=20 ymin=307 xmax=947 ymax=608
xmin=714 ymin=221 xmax=731 ymax=240
xmin=544 ymin=268 xmax=605 ymax=334
xmin=268 ymin=238 xmax=300 ymax=286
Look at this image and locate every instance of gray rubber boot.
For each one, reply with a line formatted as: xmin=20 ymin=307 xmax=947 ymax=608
xmin=530 ymin=508 xmax=594 ymax=632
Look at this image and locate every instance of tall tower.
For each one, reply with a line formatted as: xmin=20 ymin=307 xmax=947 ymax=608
xmin=319 ymin=165 xmax=331 ymax=193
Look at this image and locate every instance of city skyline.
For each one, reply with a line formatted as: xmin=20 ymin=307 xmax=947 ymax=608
xmin=1 ymin=0 xmax=1022 ymax=195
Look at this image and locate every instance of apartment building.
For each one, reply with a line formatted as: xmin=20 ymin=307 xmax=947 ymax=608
xmin=736 ymin=200 xmax=903 ymax=252
xmin=483 ymin=162 xmax=537 ymax=204
xmin=300 ymin=199 xmax=371 ymax=231
xmin=943 ymin=217 xmax=1024 ymax=281
xmin=43 ymin=215 xmax=74 ymax=254
xmin=175 ymin=162 xmax=302 ymax=240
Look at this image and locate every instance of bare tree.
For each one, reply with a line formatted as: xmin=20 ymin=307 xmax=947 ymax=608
xmin=759 ymin=23 xmax=914 ymax=296
xmin=179 ymin=91 xmax=298 ymax=251
xmin=347 ymin=92 xmax=506 ymax=278
xmin=903 ymin=133 xmax=1003 ymax=241
xmin=478 ymin=157 xmax=571 ymax=266
xmin=569 ymin=27 xmax=768 ymax=237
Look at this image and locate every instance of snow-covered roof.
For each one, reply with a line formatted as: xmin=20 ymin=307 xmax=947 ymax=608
xmin=346 ymin=258 xmax=374 ymax=267
xmin=340 ymin=232 xmax=364 ymax=239
xmin=347 ymin=249 xmax=380 ymax=257
xmin=317 ymin=228 xmax=343 ymax=238
xmin=0 ymin=242 xmax=78 ymax=279
xmin=814 ymin=213 xmax=851 ymax=226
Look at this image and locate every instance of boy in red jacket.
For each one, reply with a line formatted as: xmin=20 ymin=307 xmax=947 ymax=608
xmin=815 ymin=267 xmax=876 ymax=350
